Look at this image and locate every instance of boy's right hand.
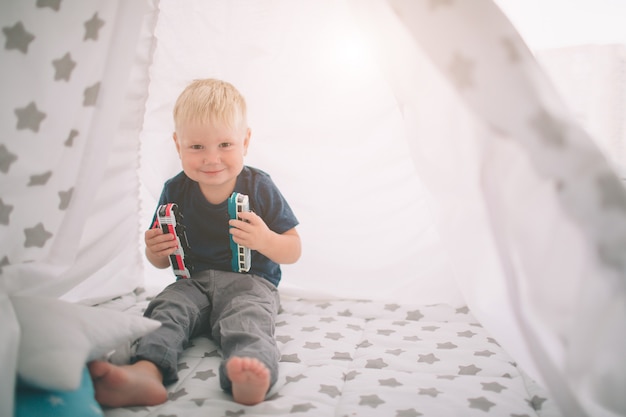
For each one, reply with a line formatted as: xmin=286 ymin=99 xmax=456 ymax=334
xmin=145 ymin=228 xmax=178 ymax=261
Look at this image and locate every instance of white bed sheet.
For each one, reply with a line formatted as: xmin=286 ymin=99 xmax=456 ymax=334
xmin=101 ymin=288 xmax=561 ymax=417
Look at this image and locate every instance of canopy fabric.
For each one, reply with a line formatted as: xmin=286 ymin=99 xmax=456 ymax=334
xmin=1 ymin=1 xmax=624 ymax=416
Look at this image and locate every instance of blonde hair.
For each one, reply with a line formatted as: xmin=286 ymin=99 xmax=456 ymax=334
xmin=173 ymin=78 xmax=247 ymax=132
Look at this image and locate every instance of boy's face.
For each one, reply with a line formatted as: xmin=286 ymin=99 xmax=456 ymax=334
xmin=174 ymin=120 xmax=250 ymax=200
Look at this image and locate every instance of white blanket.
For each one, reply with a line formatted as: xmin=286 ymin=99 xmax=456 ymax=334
xmin=102 ymin=291 xmax=561 ymax=417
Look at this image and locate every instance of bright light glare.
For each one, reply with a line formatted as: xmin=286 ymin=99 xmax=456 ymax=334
xmin=332 ymin=34 xmax=373 ymax=70
xmin=313 ymin=20 xmax=377 ymax=86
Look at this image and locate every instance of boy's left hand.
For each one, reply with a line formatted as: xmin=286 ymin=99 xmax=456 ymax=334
xmin=229 ymin=211 xmax=271 ymax=252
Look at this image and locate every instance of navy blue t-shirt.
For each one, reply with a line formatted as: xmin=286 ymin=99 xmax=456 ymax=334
xmin=151 ymin=166 xmax=299 ymax=286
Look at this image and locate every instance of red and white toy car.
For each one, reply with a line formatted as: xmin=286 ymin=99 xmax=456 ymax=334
xmin=157 ymin=203 xmax=191 ymax=280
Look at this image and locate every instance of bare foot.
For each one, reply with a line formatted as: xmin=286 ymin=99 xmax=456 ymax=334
xmin=88 ymin=360 xmax=168 ymax=408
xmin=226 ymin=357 xmax=270 ymax=405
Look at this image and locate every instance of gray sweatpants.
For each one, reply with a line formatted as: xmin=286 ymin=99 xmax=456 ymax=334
xmin=133 ymin=270 xmax=280 ymax=394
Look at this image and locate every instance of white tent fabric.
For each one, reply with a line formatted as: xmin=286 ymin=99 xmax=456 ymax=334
xmin=1 ymin=0 xmax=625 ymax=416
xmin=1 ymin=0 xmax=157 ymax=414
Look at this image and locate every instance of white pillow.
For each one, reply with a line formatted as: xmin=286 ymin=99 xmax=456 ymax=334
xmin=12 ymin=295 xmax=160 ymax=391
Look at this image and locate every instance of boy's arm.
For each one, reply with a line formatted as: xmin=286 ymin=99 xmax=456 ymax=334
xmin=259 ymin=227 xmax=301 ymax=264
xmin=229 ymin=211 xmax=301 ymax=264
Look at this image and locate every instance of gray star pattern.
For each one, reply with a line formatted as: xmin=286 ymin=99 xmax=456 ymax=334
xmin=458 ymin=330 xmax=476 ymax=338
xmin=598 ymin=240 xmax=626 ymax=273
xmin=302 ymin=326 xmax=318 ymax=332
xmin=0 ymin=145 xmax=18 ymax=173
xmin=3 ymin=22 xmax=35 ymax=53
xmin=437 ymin=342 xmax=457 ymax=349
xmin=359 ymin=394 xmax=385 ymax=408
xmin=286 ymin=374 xmax=306 ymax=383
xmin=418 ymin=387 xmax=442 ymax=397
xmin=528 ymin=110 xmax=566 ymax=148
xmin=338 ymin=309 xmax=352 ymax=317
xmin=393 ymin=320 xmax=408 ymax=326
xmin=280 ymin=353 xmax=300 ymax=363
xmin=0 ymin=256 xmax=9 ymax=274
xmin=276 ymin=335 xmax=293 ymax=343
xmin=53 ymin=52 xmax=76 ymax=81
xmin=385 ymin=303 xmax=400 ymax=311
xmin=178 ymin=362 xmax=189 ymax=371
xmin=37 ymin=0 xmax=62 ymax=11
xmin=528 ymin=395 xmax=547 ymax=410
xmin=203 ymin=349 xmax=220 ymax=357
xmin=418 ymin=353 xmax=440 ymax=364
xmin=377 ymin=329 xmax=395 ymax=336
xmin=59 ymin=187 xmax=74 ymax=210
xmin=474 ymin=349 xmax=495 ymax=357
xmin=191 ymin=398 xmax=206 ymax=406
xmin=397 ymin=408 xmax=423 ymax=417
xmin=487 ymin=337 xmax=500 ymax=345
xmin=290 ymin=403 xmax=315 ymax=413
xmin=319 ymin=384 xmax=341 ymax=398
xmin=386 ymin=348 xmax=405 ymax=356
xmin=224 ymin=410 xmax=244 ymax=416
xmin=15 ymin=102 xmax=46 ymax=132
xmin=347 ymin=324 xmax=362 ymax=331
xmin=422 ymin=325 xmax=439 ymax=331
xmin=482 ymin=381 xmax=507 ymax=393
xmin=192 ymin=369 xmax=216 ymax=381
xmin=404 ymin=335 xmax=420 ymax=341
xmin=65 ymin=129 xmax=79 ymax=146
xmin=0 ymin=199 xmax=13 ymax=225
xmin=83 ymin=82 xmax=100 ymax=106
xmin=24 ymin=223 xmax=53 ymax=247
xmin=468 ymin=396 xmax=496 ymax=411
xmin=168 ymin=388 xmax=187 ymax=400
xmin=304 ymin=341 xmax=322 ymax=349
xmin=333 ymin=352 xmax=352 ymax=361
xmin=358 ymin=340 xmax=372 ymax=348
xmin=344 ymin=370 xmax=359 ymax=381
xmin=455 ymin=306 xmax=469 ymax=314
xmin=320 ymin=317 xmax=335 ymax=323
xmin=28 ymin=171 xmax=52 ymax=186
xmin=325 ymin=332 xmax=343 ymax=340
xmin=596 ymin=173 xmax=626 ymax=212
xmin=126 ymin=406 xmax=149 ymax=412
xmin=84 ymin=13 xmax=105 ymax=41
xmin=366 ymin=358 xmax=388 ymax=369
xmin=448 ymin=52 xmax=475 ymax=91
xmin=379 ymin=378 xmax=402 ymax=387
xmin=406 ymin=309 xmax=424 ymax=320
xmin=316 ymin=302 xmax=331 ymax=309
xmin=501 ymin=37 xmax=521 ymax=62
xmin=458 ymin=364 xmax=481 ymax=375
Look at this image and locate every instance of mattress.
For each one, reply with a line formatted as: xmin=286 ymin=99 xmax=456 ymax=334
xmin=102 ymin=289 xmax=562 ymax=417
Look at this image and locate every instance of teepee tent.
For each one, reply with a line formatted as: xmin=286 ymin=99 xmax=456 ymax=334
xmin=1 ymin=0 xmax=625 ymax=416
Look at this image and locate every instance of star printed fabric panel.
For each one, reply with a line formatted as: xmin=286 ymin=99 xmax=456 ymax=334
xmin=102 ymin=293 xmax=562 ymax=417
xmin=369 ymin=1 xmax=626 ymax=414
xmin=0 ymin=1 xmax=133 ymax=279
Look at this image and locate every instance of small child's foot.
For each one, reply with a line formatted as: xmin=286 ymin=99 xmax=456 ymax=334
xmin=88 ymin=360 xmax=168 ymax=407
xmin=226 ymin=357 xmax=271 ymax=405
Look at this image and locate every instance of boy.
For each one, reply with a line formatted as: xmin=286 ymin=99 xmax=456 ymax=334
xmin=89 ymin=78 xmax=301 ymax=407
